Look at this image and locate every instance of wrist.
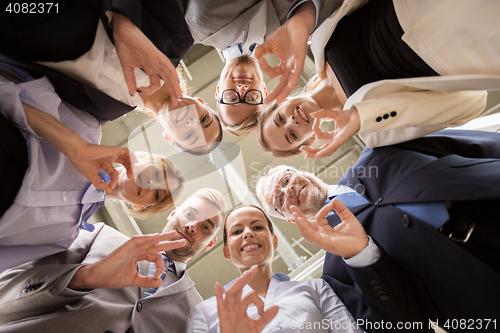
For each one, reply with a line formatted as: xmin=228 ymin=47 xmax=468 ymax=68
xmin=67 ymin=266 xmax=93 ymax=291
xmin=293 ymin=2 xmax=316 ymax=33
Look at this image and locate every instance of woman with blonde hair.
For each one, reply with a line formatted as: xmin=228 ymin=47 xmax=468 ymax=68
xmin=258 ymin=0 xmax=500 ymax=159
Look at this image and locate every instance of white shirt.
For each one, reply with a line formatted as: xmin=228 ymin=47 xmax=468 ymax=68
xmin=37 ymin=21 xmax=150 ymax=107
xmin=0 ymin=76 xmax=105 ymax=272
xmin=188 ymin=273 xmax=361 ymax=333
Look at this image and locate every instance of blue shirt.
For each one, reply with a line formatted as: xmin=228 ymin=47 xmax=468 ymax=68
xmin=0 ymin=76 xmax=105 ymax=272
xmin=188 ymin=273 xmax=361 ymax=333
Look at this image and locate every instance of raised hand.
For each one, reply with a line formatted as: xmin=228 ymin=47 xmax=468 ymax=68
xmin=216 ymin=266 xmax=279 ymax=333
xmin=112 ymin=13 xmax=182 ymax=105
xmin=68 ymin=232 xmax=186 ymax=290
xmin=255 ymin=2 xmax=316 ymax=104
xmin=68 ymin=142 xmax=137 ymax=193
xmin=290 ymin=199 xmax=368 ymax=259
xmin=300 ymin=107 xmax=361 ymax=159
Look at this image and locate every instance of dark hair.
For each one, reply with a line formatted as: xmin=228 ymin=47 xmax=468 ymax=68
xmin=223 ymin=205 xmax=274 ymax=245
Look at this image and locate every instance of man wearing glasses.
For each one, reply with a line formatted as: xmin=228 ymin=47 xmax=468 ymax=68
xmin=215 ymin=55 xmax=267 ymax=137
xmin=255 ymin=130 xmax=500 ymax=332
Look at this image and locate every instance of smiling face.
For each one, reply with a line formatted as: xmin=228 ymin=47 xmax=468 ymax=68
xmin=216 ymin=56 xmax=267 ymax=126
xmin=112 ymin=160 xmax=179 ymax=209
xmin=162 ymin=196 xmax=223 ymax=263
xmin=262 ymin=96 xmax=320 ymax=152
xmin=159 ymin=95 xmax=221 ymax=155
xmin=260 ymin=167 xmax=328 ymax=221
xmin=223 ymin=206 xmax=278 ymax=272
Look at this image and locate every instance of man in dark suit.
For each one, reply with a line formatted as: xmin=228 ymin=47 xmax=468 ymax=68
xmin=0 ymin=188 xmax=226 ymax=333
xmin=256 ymin=130 xmax=500 ymax=332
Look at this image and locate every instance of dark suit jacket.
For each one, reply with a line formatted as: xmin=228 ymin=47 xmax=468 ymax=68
xmin=322 ymin=130 xmax=500 ymax=332
xmin=0 ymin=223 xmax=203 ymax=333
xmin=0 ymin=0 xmax=193 ymax=65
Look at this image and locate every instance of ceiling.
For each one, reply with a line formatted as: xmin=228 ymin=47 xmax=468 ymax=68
xmin=90 ymin=44 xmax=500 ymax=299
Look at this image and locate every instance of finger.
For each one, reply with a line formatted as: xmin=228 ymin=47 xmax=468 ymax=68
xmin=286 ymin=59 xmax=303 ymax=90
xmin=266 ymin=71 xmax=290 ymax=104
xmin=152 ymin=252 xmax=164 ymax=279
xmin=312 ymin=118 xmax=329 ymax=141
xmin=89 ymin=174 xmax=112 ymax=194
xmin=310 ymin=109 xmax=340 ymax=120
xmin=293 ymin=216 xmax=315 ymax=243
xmin=313 ymin=143 xmax=339 ymax=159
xmin=290 ymin=205 xmax=319 ymax=233
xmin=148 ymin=239 xmax=187 ymax=254
xmin=134 ymin=274 xmax=163 ymax=289
xmin=102 ymin=165 xmax=119 ymax=190
xmin=315 ymin=201 xmax=336 ymax=227
xmin=123 ymin=67 xmax=138 ymax=96
xmin=331 ymin=198 xmax=358 ymax=223
xmin=256 ymin=305 xmax=280 ymax=332
xmin=160 ymin=66 xmax=182 ymax=107
xmin=242 ymin=291 xmax=264 ymax=314
xmin=215 ymin=282 xmax=226 ymax=313
xmin=299 ymin=145 xmax=321 ymax=159
xmin=137 ymin=74 xmax=161 ymax=95
xmin=255 ymin=44 xmax=282 ymax=79
xmin=226 ymin=266 xmax=257 ymax=302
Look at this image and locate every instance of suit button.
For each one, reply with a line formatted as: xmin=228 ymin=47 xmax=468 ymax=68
xmin=370 ymin=280 xmax=380 ymax=286
xmin=380 ymin=295 xmax=390 ymax=301
xmin=104 ymin=331 xmax=113 ymax=333
xmin=376 ymin=116 xmax=382 ymax=122
xmin=374 ymin=198 xmax=382 ymax=205
xmin=374 ymin=286 xmax=384 ymax=291
xmin=383 ymin=113 xmax=389 ymax=119
xmin=136 ymin=302 xmax=142 ymax=312
xmin=390 ymin=111 xmax=397 ymax=117
xmin=402 ymin=215 xmax=411 ymax=227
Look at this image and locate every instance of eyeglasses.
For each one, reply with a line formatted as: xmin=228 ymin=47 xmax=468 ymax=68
xmin=273 ymin=169 xmax=294 ymax=218
xmin=217 ymin=89 xmax=263 ymax=105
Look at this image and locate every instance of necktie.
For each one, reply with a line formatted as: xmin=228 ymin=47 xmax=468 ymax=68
xmin=143 ymin=254 xmax=176 ymax=297
xmin=394 ymin=202 xmax=449 ymax=229
xmin=326 ymin=191 xmax=449 ymax=229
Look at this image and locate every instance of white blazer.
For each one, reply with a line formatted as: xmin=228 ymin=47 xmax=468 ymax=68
xmin=310 ymin=0 xmax=500 ymax=148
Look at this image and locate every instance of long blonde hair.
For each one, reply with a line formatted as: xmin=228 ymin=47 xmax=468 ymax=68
xmin=121 ymin=151 xmax=185 ymax=218
xmin=256 ymin=75 xmax=324 ymax=158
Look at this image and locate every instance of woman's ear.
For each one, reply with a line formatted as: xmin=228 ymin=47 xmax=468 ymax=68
xmin=223 ymin=245 xmax=231 ymax=260
xmin=163 ymin=131 xmax=174 ymax=146
xmin=307 ymin=134 xmax=316 ymax=144
xmin=273 ymin=235 xmax=279 ymax=250
xmin=132 ymin=204 xmax=147 ymax=211
xmin=263 ymin=82 xmax=268 ymax=97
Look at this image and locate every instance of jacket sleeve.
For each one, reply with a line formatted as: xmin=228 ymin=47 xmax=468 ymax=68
xmin=349 ymin=88 xmax=487 ymax=148
xmin=322 ymin=247 xmax=434 ymax=333
xmin=101 ymin=0 xmax=193 ymax=66
xmin=0 ymin=223 xmax=116 ymax=325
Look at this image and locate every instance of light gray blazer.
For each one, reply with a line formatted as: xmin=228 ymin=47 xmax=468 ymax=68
xmin=177 ymin=0 xmax=342 ymax=50
xmin=0 ymin=223 xmax=203 ymax=333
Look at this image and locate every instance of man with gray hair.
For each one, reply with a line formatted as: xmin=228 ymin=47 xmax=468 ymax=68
xmin=0 ymin=188 xmax=226 ymax=333
xmin=256 ymin=130 xmax=500 ymax=332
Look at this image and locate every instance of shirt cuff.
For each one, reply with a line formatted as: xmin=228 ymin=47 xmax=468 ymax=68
xmin=344 ymin=236 xmax=381 ymax=268
xmin=287 ymin=0 xmax=321 ymax=31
